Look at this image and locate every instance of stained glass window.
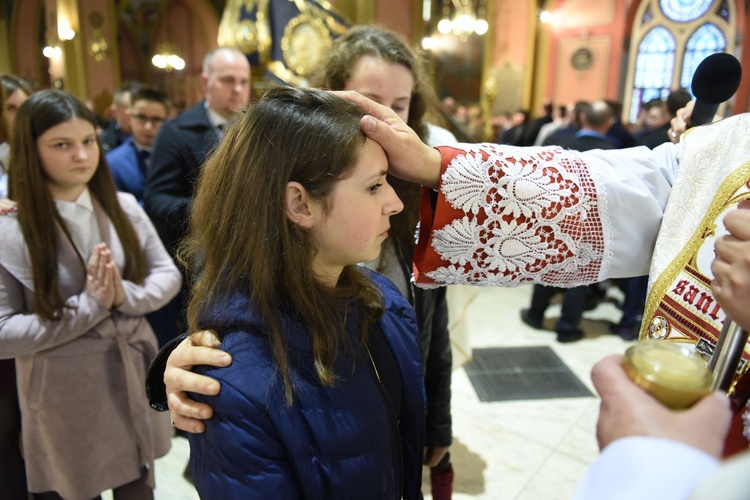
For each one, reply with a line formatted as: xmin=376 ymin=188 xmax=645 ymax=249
xmin=659 ymin=0 xmax=713 ymax=22
xmin=630 ymin=27 xmax=676 ymax=122
xmin=680 ymin=23 xmax=726 ymax=90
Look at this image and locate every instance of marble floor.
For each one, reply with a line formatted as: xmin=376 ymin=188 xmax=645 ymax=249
xmin=143 ymin=283 xmax=633 ymax=499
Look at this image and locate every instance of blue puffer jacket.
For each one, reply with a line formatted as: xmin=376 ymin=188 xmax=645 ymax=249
xmin=189 ymin=272 xmax=425 ymax=499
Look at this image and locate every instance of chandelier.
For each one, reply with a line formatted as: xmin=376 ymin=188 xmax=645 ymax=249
xmin=437 ymin=0 xmax=488 ymax=41
xmin=151 ymin=42 xmax=185 ymax=72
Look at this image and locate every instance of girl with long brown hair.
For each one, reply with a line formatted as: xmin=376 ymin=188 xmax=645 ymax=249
xmin=150 ymin=26 xmax=457 ymax=498
xmin=180 ymin=86 xmax=425 ymax=498
xmin=0 ymin=89 xmax=180 ymax=499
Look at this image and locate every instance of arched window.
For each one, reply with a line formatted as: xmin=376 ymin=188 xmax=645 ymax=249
xmin=680 ymin=23 xmax=727 ymax=89
xmin=624 ymin=0 xmax=735 ymax=123
xmin=631 ymin=27 xmax=676 ymax=122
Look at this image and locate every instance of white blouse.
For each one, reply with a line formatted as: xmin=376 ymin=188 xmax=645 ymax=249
xmin=54 ymin=188 xmax=101 ymax=259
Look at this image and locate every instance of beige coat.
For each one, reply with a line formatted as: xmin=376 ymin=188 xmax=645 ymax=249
xmin=0 ymin=192 xmax=180 ymax=499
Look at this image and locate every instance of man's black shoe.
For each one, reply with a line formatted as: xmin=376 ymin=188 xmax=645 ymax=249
xmin=520 ymin=309 xmax=543 ymax=329
xmin=556 ymin=328 xmax=584 ymax=343
xmin=608 ymin=322 xmax=638 ymax=341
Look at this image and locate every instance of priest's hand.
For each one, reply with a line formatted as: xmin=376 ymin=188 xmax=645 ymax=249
xmin=335 ymin=90 xmax=442 ymax=189
xmin=712 ymin=199 xmax=750 ymax=331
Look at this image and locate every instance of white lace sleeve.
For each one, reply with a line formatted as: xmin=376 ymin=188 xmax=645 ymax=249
xmin=413 ymin=142 xmax=679 ymax=288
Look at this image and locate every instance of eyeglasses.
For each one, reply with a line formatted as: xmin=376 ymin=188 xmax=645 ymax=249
xmin=131 ymin=113 xmax=166 ymax=125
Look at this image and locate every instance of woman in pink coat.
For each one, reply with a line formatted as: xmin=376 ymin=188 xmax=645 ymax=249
xmin=0 ymin=89 xmax=180 ymax=499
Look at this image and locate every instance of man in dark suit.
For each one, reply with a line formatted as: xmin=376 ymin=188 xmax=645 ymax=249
xmin=553 ymin=100 xmax=616 ymax=152
xmin=144 ymin=46 xmax=251 ymax=343
xmin=498 ymin=109 xmax=529 ymax=145
xmin=521 ymin=100 xmax=553 ymax=146
xmin=604 ymin=99 xmax=636 ymax=149
xmin=99 ymin=81 xmax=139 ymax=152
xmin=636 ymin=89 xmax=692 ymax=150
xmin=106 ymin=86 xmax=169 ymax=205
xmin=521 ymin=101 xmax=616 ymax=343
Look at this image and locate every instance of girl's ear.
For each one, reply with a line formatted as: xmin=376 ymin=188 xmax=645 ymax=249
xmin=285 ymin=181 xmax=315 ymax=229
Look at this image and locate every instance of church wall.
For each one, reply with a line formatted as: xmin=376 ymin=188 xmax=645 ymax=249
xmin=140 ymin=0 xmax=217 ymax=108
xmin=488 ymin=0 xmax=535 ymax=113
xmin=11 ymin=0 xmax=44 ymax=86
xmin=543 ymin=0 xmax=628 ymax=110
xmin=375 ymin=0 xmax=415 ymax=40
xmin=77 ymin=0 xmax=119 ymax=112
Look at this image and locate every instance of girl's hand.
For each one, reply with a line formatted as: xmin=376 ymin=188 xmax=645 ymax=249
xmin=0 ymin=199 xmax=17 ymax=215
xmin=110 ymin=258 xmax=126 ymax=308
xmin=86 ymin=251 xmax=116 ymax=309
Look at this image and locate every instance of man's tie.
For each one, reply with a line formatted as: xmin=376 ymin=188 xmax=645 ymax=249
xmin=138 ymin=149 xmax=150 ymax=177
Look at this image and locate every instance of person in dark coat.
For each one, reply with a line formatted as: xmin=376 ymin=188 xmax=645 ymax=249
xmin=106 ymin=86 xmax=169 ymax=205
xmin=143 ymin=47 xmax=250 ymax=343
xmin=499 ymin=109 xmax=529 ymax=145
xmin=636 ymin=89 xmax=692 ymax=150
xmin=604 ymin=99 xmax=636 ymax=149
xmin=521 ymin=100 xmax=553 ymax=146
xmin=99 ymin=81 xmax=139 ymax=152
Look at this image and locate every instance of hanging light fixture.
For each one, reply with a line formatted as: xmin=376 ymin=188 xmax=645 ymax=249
xmin=43 ymin=26 xmax=62 ymax=59
xmin=87 ymin=12 xmax=109 ymax=62
xmin=152 ymin=42 xmax=185 ymax=71
xmin=436 ymin=0 xmax=488 ymax=41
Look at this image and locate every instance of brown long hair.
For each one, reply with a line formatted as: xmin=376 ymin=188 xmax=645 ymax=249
xmin=312 ymin=25 xmax=428 ymax=258
xmin=9 ymin=90 xmax=146 ymax=320
xmin=182 ymin=87 xmax=385 ymax=404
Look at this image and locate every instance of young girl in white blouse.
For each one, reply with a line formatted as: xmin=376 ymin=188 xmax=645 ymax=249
xmin=0 ymin=89 xmax=180 ymax=499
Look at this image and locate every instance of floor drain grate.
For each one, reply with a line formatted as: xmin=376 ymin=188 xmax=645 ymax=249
xmin=464 ymin=346 xmax=594 ymax=402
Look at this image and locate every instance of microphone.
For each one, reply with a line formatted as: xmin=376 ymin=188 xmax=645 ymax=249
xmin=690 ymin=52 xmax=742 ymax=127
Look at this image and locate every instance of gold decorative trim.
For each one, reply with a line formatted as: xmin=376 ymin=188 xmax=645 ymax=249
xmin=267 ymin=60 xmax=308 ymax=87
xmin=641 ymin=161 xmax=750 ymax=340
xmin=280 ymin=12 xmax=332 ymax=77
xmin=217 ymin=0 xmax=271 ymax=63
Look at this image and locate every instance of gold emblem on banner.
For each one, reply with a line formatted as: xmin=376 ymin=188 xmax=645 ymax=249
xmin=218 ymin=0 xmax=271 ymax=63
xmin=281 ymin=12 xmax=332 ymax=77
